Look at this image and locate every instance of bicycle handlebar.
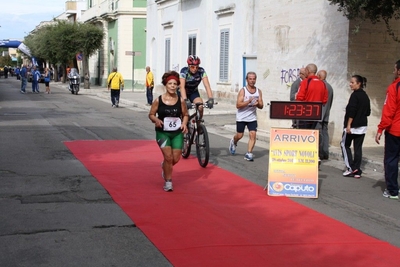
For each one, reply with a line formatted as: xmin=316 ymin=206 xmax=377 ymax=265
xmin=189 ymin=101 xmax=218 ymax=109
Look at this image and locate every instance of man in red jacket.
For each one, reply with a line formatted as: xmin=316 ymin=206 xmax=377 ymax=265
xmin=296 ymin=63 xmax=328 ymax=129
xmin=375 ymin=60 xmax=400 ymax=199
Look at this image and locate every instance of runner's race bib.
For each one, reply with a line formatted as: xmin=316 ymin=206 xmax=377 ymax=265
xmin=163 ymin=117 xmax=182 ymax=131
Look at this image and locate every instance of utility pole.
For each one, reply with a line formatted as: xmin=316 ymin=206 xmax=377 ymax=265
xmin=125 ymin=51 xmax=142 ymax=91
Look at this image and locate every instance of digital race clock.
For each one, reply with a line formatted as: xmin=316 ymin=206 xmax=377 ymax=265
xmin=269 ymin=101 xmax=322 ymax=120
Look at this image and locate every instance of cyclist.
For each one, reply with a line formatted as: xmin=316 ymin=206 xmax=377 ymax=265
xmin=179 ymin=55 xmax=214 ymax=118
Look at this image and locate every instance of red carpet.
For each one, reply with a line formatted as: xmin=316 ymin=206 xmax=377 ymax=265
xmin=65 ymin=140 xmax=399 ymax=267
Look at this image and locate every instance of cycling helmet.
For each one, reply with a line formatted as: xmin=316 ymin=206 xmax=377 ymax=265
xmin=187 ymin=55 xmax=201 ymax=65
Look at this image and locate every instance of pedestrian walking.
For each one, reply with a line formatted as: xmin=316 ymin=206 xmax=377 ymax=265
xmin=107 ymin=67 xmax=124 ymax=108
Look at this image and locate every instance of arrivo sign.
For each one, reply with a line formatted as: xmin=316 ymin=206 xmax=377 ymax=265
xmin=270 ymin=101 xmax=322 ymax=120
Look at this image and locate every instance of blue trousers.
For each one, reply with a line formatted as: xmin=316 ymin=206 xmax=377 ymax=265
xmin=32 ymin=80 xmax=39 ymax=92
xmin=384 ymin=131 xmax=400 ymax=196
xmin=21 ymin=78 xmax=27 ymax=92
xmin=146 ymin=86 xmax=153 ymax=105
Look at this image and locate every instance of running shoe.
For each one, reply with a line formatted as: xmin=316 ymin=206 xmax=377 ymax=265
xmin=383 ymin=189 xmax=399 ymax=199
xmin=353 ymin=170 xmax=362 ymax=179
xmin=112 ymin=104 xmax=116 ymax=108
xmin=115 ymin=100 xmax=119 ymax=107
xmin=342 ymin=169 xmax=353 ymax=176
xmin=163 ymin=181 xmax=173 ymax=192
xmin=244 ymin=152 xmax=254 ymax=161
xmin=229 ymin=139 xmax=236 ymax=155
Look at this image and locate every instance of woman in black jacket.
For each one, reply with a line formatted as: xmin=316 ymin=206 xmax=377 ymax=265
xmin=341 ymin=75 xmax=371 ymax=178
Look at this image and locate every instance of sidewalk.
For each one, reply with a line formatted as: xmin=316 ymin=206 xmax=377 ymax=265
xmin=62 ymin=83 xmax=385 ymax=178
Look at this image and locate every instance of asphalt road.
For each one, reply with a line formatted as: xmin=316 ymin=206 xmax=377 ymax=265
xmin=1 ymin=78 xmax=399 ymax=267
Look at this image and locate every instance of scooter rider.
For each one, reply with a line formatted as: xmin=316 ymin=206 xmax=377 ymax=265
xmin=68 ymin=68 xmax=80 ymax=91
xmin=179 ymin=55 xmax=214 ymax=118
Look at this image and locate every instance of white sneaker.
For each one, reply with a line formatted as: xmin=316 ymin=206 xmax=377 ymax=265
xmin=244 ymin=152 xmax=254 ymax=161
xmin=342 ymin=169 xmax=352 ymax=176
xmin=229 ymin=139 xmax=236 ymax=155
xmin=163 ymin=181 xmax=173 ymax=192
xmin=383 ymin=189 xmax=399 ymax=199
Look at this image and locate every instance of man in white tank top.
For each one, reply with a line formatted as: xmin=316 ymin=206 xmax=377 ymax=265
xmin=229 ymin=72 xmax=264 ymax=161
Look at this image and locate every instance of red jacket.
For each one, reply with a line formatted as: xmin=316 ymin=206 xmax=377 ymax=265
xmin=377 ymin=77 xmax=400 ymax=136
xmin=295 ymin=75 xmax=328 ymax=104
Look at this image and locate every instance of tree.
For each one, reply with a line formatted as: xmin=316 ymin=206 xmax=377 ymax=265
xmin=328 ymin=0 xmax=400 ymax=42
xmin=23 ymin=21 xmax=104 ymax=82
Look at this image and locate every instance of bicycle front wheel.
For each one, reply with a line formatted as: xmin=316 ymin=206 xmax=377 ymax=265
xmin=182 ymin=131 xmax=192 ymax=158
xmin=195 ymin=124 xmax=210 ymax=167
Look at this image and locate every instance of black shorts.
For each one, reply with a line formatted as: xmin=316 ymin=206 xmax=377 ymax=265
xmin=236 ymin=121 xmax=258 ymax=133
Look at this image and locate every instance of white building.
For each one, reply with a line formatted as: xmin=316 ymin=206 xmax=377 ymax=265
xmin=147 ymin=0 xmax=258 ymax=100
xmin=148 ymin=0 xmax=400 ymax=147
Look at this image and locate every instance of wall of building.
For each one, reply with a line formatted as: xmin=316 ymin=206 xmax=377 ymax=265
xmin=347 ymin=19 xmax=400 ymax=146
xmin=256 ymin=0 xmax=350 ymax=142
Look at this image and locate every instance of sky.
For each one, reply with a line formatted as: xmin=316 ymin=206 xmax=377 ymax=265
xmin=0 ymin=0 xmax=67 ymax=41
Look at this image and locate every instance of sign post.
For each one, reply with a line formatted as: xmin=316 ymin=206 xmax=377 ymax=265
xmin=266 ymin=101 xmax=323 ymax=198
xmin=125 ymin=51 xmax=142 ymax=91
xmin=267 ymin=128 xmax=319 ymax=198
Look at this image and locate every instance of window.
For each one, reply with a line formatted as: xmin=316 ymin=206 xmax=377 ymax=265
xmin=188 ymin=34 xmax=197 ymax=56
xmin=219 ymin=29 xmax=230 ymax=82
xmin=165 ymin=38 xmax=171 ymax=72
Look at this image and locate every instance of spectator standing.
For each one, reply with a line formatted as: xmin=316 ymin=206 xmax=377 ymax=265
xmin=31 ymin=66 xmax=40 ymax=93
xmin=20 ymin=64 xmax=28 ymax=94
xmin=148 ymin=71 xmax=189 ymax=192
xmin=341 ymin=75 xmax=371 ymax=179
xmin=295 ymin=63 xmax=328 ymax=129
xmin=44 ymin=67 xmax=51 ymax=94
xmin=4 ymin=66 xmax=8 ymax=78
xmin=229 ymin=71 xmax=264 ymax=161
xmin=317 ymin=70 xmax=334 ymax=160
xmin=290 ymin=68 xmax=306 ymax=101
xmin=146 ymin=66 xmax=154 ymax=106
xmin=107 ymin=67 xmax=124 ymax=108
xmin=290 ymin=67 xmax=306 ymax=128
xmin=375 ymin=60 xmax=400 ymax=199
xmin=15 ymin=67 xmax=21 ymax=80
xmin=296 ymin=63 xmax=328 ymax=165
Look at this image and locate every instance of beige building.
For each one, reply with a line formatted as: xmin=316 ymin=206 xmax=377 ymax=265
xmin=256 ymin=1 xmax=400 ymax=146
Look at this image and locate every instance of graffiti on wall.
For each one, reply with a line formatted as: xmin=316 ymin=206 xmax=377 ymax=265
xmin=280 ymin=67 xmax=302 ymax=85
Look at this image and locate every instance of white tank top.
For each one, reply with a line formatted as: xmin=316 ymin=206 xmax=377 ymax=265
xmin=236 ymin=86 xmax=260 ymax=122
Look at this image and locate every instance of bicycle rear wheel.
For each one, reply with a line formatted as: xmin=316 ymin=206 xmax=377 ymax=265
xmin=195 ymin=124 xmax=209 ymax=167
xmin=182 ymin=129 xmax=192 ymax=158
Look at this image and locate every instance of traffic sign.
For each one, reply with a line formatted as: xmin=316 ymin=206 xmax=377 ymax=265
xmin=125 ymin=51 xmax=142 ymax=56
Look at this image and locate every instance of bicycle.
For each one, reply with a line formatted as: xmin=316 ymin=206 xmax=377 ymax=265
xmin=181 ymin=102 xmax=210 ymax=167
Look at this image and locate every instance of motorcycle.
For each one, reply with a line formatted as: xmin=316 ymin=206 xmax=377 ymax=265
xmin=68 ymin=68 xmax=80 ymax=95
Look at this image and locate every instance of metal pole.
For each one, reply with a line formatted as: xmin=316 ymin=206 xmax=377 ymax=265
xmin=132 ymin=53 xmax=135 ymax=92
